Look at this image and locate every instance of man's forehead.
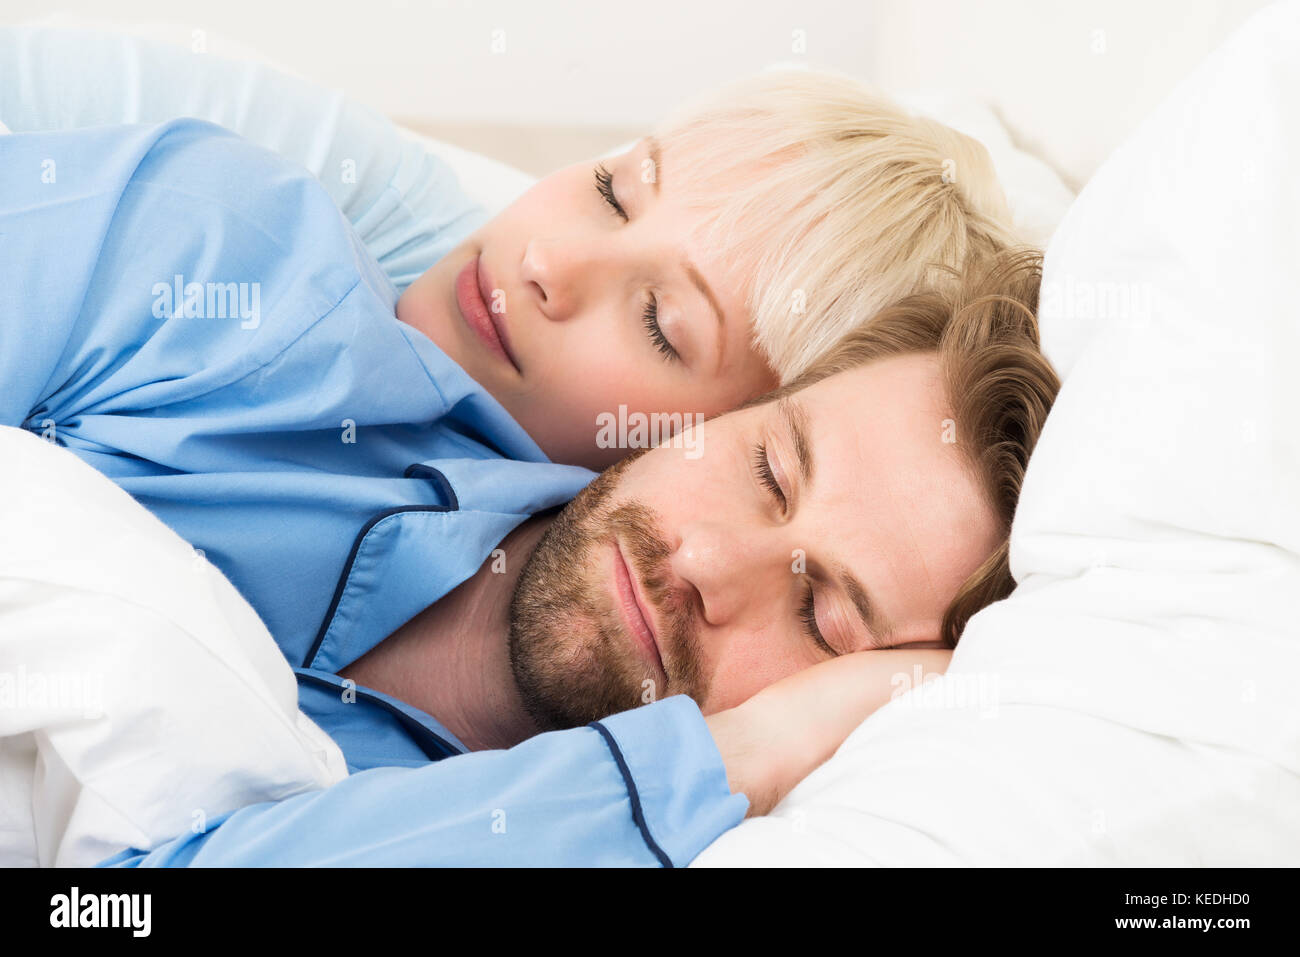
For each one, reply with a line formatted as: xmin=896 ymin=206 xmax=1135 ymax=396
xmin=781 ymin=355 xmax=943 ymax=427
xmin=776 ymin=356 xmax=972 ymax=535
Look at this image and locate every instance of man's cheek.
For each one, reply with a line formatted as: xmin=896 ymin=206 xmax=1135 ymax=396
xmin=605 ymin=453 xmax=674 ymax=513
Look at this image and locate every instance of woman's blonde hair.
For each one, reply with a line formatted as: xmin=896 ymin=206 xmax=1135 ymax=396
xmin=653 ymin=69 xmax=1019 ymax=382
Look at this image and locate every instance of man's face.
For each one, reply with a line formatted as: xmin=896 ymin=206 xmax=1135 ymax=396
xmin=396 ymin=137 xmax=777 ymax=470
xmin=508 ymin=353 xmax=1003 ymax=731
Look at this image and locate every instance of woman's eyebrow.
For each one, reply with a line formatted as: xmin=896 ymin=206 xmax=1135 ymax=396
xmin=639 ymin=135 xmax=726 ymax=365
xmin=644 ymin=135 xmax=662 ymax=195
xmin=685 ymin=261 xmax=725 ymax=335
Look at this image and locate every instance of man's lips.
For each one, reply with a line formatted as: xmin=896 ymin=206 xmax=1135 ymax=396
xmin=612 ymin=541 xmax=667 ymax=682
xmin=454 ymin=255 xmax=520 ymax=373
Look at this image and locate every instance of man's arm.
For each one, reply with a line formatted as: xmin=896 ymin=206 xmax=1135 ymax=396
xmin=0 ymin=24 xmax=484 ymax=292
xmin=103 ymin=695 xmax=747 ymax=867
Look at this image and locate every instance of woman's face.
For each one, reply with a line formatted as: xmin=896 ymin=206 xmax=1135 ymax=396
xmin=396 ymin=137 xmax=779 ymax=470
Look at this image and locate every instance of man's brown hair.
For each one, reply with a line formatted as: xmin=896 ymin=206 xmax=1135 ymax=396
xmin=776 ymin=247 xmax=1060 ymax=647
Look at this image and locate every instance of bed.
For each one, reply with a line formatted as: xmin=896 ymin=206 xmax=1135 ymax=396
xmin=3 ymin=5 xmax=1297 ymax=866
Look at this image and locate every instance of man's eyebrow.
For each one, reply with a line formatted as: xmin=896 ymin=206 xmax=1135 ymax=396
xmin=838 ymin=565 xmax=893 ymax=646
xmin=777 ymin=396 xmax=814 ymax=486
xmin=779 ymin=396 xmax=889 ymax=646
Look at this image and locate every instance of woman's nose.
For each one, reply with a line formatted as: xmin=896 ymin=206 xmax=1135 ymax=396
xmin=669 ymin=521 xmax=785 ymax=627
xmin=521 ymin=236 xmax=597 ymax=322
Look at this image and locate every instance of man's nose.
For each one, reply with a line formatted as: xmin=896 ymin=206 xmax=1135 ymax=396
xmin=669 ymin=521 xmax=786 ymax=627
xmin=520 ymin=236 xmax=605 ymax=322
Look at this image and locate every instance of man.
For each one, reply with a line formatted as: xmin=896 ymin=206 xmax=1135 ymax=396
xmin=90 ymin=250 xmax=1056 ymax=866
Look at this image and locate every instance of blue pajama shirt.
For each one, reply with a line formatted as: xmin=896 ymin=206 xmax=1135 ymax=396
xmin=0 ymin=113 xmax=747 ymax=865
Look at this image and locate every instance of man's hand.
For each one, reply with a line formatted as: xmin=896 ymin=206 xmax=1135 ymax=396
xmin=703 ymin=649 xmax=951 ymax=816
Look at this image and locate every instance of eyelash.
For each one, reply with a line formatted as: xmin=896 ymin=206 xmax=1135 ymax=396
xmin=751 ymin=443 xmax=787 ymax=511
xmin=800 ymin=583 xmax=837 ymax=657
xmin=594 ymin=164 xmax=626 ymax=221
xmin=643 ymin=296 xmax=679 ymax=362
xmin=596 ymin=164 xmax=679 ymax=363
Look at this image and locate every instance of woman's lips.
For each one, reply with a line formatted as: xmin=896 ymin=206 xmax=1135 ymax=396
xmin=454 ymin=255 xmax=520 ymax=373
xmin=612 ymin=541 xmax=667 ymax=683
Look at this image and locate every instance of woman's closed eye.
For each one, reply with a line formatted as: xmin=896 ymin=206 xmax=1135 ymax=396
xmin=643 ymin=295 xmax=680 ymax=362
xmin=594 ymin=164 xmax=627 ymax=221
xmin=595 ymin=163 xmax=682 ymax=363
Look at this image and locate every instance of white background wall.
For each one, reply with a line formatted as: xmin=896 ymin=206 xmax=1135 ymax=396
xmin=0 ymin=0 xmax=1276 ymax=185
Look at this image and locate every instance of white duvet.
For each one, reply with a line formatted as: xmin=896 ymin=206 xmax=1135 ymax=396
xmin=694 ymin=0 xmax=1300 ymax=866
xmin=0 ymin=427 xmax=347 ymax=867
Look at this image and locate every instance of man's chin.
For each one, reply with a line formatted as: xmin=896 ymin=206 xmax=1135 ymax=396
xmin=505 ymin=448 xmax=650 ymax=730
xmin=507 ymin=614 xmax=650 ymax=731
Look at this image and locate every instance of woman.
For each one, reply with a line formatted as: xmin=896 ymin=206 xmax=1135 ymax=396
xmin=1 ymin=24 xmax=1019 ymax=468
xmin=398 ymin=70 xmax=1019 ymax=466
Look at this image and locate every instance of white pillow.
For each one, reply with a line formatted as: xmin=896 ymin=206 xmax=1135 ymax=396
xmin=0 ymin=427 xmax=347 ymax=866
xmin=396 ymin=125 xmax=534 ymax=216
xmin=695 ymin=1 xmax=1300 ymax=867
xmin=894 ymin=91 xmax=1076 ymax=248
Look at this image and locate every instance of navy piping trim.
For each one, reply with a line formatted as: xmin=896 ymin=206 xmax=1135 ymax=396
xmin=302 ymin=464 xmax=460 ymax=668
xmin=295 ymin=671 xmax=461 ymax=762
xmin=588 ymin=721 xmax=674 ymax=868
xmin=403 ymin=463 xmax=460 ymax=506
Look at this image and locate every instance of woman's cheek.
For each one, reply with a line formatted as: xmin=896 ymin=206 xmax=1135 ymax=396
xmin=546 ymin=329 xmax=639 ymax=416
xmin=516 ymin=361 xmax=641 ymax=467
